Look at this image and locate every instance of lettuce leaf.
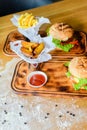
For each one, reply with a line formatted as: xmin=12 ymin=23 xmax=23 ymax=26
xmin=52 ymin=38 xmax=74 ymax=52
xmin=66 ymin=71 xmax=71 ymax=78
xmin=74 ymin=78 xmax=87 ymax=90
xmin=64 ymin=62 xmax=71 ymax=78
xmin=46 ymin=28 xmax=50 ymax=35
xmin=66 ymin=72 xmax=87 ymax=90
xmin=64 ymin=61 xmax=70 ymax=67
xmin=65 ymin=64 xmax=87 ymax=90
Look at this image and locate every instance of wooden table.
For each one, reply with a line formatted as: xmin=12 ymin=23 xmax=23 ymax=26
xmin=1 ymin=0 xmax=87 ymax=67
xmin=0 ymin=0 xmax=87 ymax=129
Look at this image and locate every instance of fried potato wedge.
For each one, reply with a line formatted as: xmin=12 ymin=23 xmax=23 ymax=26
xmin=31 ymin=43 xmax=39 ymax=49
xmin=21 ymin=41 xmax=45 ymax=58
xmin=21 ymin=47 xmax=32 ymax=57
xmin=21 ymin=41 xmax=34 ymax=48
xmin=34 ymin=43 xmax=44 ymax=55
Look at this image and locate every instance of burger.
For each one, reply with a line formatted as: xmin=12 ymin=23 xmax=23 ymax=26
xmin=49 ymin=22 xmax=80 ymax=52
xmin=65 ymin=56 xmax=87 ymax=90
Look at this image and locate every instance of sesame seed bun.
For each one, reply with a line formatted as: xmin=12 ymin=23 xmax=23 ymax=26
xmin=69 ymin=56 xmax=87 ymax=78
xmin=49 ymin=23 xmax=74 ymax=41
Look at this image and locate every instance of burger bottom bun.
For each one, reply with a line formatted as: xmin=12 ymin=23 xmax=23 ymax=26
xmin=69 ymin=57 xmax=87 ymax=78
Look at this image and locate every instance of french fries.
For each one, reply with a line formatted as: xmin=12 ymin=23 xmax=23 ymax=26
xmin=21 ymin=41 xmax=45 ymax=58
xmin=18 ymin=13 xmax=37 ymax=28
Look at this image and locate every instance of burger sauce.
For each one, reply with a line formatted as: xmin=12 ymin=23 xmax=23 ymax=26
xmin=30 ymin=74 xmax=45 ymax=86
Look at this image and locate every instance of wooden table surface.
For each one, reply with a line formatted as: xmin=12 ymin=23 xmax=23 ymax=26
xmin=0 ymin=0 xmax=87 ymax=129
xmin=1 ymin=0 xmax=87 ymax=67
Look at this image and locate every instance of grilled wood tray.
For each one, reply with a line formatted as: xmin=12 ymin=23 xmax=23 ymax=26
xmin=11 ymin=60 xmax=87 ymax=97
xmin=3 ymin=30 xmax=87 ymax=60
xmin=3 ymin=30 xmax=30 ymax=56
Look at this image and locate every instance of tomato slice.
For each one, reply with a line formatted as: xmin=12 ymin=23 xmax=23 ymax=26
xmin=70 ymin=40 xmax=79 ymax=45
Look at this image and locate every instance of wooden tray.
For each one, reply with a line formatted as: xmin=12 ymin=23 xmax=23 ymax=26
xmin=3 ymin=30 xmax=87 ymax=60
xmin=11 ymin=60 xmax=87 ymax=97
xmin=3 ymin=30 xmax=30 ymax=56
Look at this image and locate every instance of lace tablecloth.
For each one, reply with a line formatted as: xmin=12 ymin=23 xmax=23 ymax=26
xmin=0 ymin=58 xmax=87 ymax=130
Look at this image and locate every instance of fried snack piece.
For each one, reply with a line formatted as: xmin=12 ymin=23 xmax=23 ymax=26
xmin=21 ymin=41 xmax=45 ymax=58
xmin=31 ymin=43 xmax=39 ymax=49
xmin=21 ymin=41 xmax=35 ymax=49
xmin=18 ymin=13 xmax=37 ymax=29
xmin=21 ymin=47 xmax=32 ymax=57
xmin=34 ymin=43 xmax=45 ymax=55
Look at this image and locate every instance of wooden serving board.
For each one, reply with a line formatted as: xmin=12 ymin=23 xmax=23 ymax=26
xmin=3 ymin=30 xmax=30 ymax=56
xmin=3 ymin=30 xmax=87 ymax=60
xmin=11 ymin=60 xmax=87 ymax=97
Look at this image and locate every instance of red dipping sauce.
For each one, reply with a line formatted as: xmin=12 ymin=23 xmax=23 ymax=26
xmin=27 ymin=71 xmax=47 ymax=88
xmin=30 ymin=74 xmax=45 ymax=86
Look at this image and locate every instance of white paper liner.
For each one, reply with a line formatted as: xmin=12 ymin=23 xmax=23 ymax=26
xmin=11 ymin=14 xmax=50 ymax=39
xmin=10 ymin=14 xmax=56 ymax=64
xmin=11 ymin=14 xmax=50 ymax=28
xmin=10 ymin=38 xmax=55 ymax=64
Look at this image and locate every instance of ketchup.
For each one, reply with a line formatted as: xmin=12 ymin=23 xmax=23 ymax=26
xmin=30 ymin=74 xmax=45 ymax=86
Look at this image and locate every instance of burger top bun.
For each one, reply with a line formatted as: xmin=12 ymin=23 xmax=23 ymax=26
xmin=69 ymin=57 xmax=87 ymax=78
xmin=49 ymin=23 xmax=74 ymax=41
